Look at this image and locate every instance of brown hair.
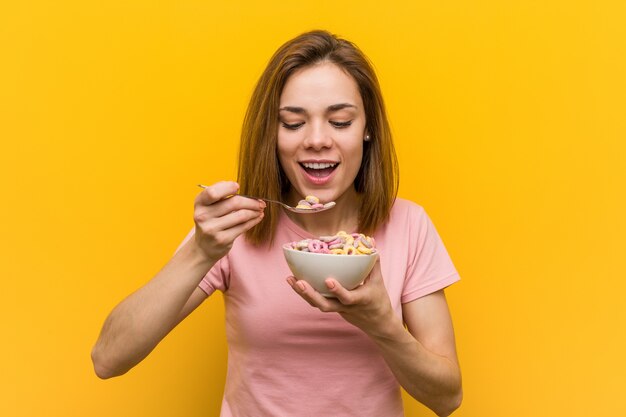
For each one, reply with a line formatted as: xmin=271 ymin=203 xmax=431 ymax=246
xmin=238 ymin=30 xmax=399 ymax=245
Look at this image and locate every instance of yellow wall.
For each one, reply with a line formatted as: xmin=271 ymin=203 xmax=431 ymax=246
xmin=2 ymin=1 xmax=624 ymax=416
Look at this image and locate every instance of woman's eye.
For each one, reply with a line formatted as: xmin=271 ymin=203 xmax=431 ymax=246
xmin=281 ymin=122 xmax=305 ymax=130
xmin=330 ymin=120 xmax=353 ymax=129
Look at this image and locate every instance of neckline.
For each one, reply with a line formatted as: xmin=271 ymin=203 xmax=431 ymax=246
xmin=280 ymin=209 xmax=317 ymax=239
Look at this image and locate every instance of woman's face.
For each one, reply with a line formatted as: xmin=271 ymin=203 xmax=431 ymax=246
xmin=277 ymin=62 xmax=366 ymax=205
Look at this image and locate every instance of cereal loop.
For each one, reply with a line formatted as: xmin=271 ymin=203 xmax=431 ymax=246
xmin=305 ymin=195 xmax=320 ymax=204
xmin=357 ymin=244 xmax=373 ymax=254
xmin=308 ymin=240 xmax=328 ymax=253
xmin=345 ymin=246 xmax=357 ymax=255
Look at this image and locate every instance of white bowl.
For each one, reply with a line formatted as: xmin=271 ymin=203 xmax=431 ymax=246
xmin=283 ymin=246 xmax=379 ymax=297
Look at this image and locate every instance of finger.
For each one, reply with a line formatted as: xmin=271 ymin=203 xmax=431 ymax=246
xmin=362 ymin=258 xmax=382 ymax=285
xmin=195 ymin=195 xmax=265 ymax=228
xmin=325 ymin=278 xmax=360 ymax=305
xmin=209 ymin=195 xmax=266 ymax=218
xmin=196 ymin=193 xmax=266 ymax=225
xmin=205 ymin=202 xmax=265 ymax=232
xmin=195 ymin=181 xmax=240 ymax=207
xmin=287 ymin=277 xmax=343 ymax=312
xmin=214 ymin=210 xmax=265 ymax=242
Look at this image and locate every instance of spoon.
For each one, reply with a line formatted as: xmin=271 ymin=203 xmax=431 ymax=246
xmin=197 ymin=184 xmax=336 ymax=214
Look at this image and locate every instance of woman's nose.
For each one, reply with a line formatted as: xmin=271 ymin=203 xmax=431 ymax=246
xmin=303 ymin=123 xmax=332 ymax=150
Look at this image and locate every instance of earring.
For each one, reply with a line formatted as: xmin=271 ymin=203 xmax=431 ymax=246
xmin=364 ymin=134 xmax=371 ymax=141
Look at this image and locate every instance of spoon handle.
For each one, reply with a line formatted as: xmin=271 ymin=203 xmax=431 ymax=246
xmin=238 ymin=194 xmax=290 ymax=208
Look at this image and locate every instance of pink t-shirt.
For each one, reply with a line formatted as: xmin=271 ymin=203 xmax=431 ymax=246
xmin=192 ymin=198 xmax=460 ymax=417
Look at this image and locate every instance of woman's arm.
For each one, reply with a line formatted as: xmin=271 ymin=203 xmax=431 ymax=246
xmin=287 ymin=261 xmax=462 ymax=416
xmin=91 ymin=243 xmax=212 ymax=379
xmin=91 ymin=181 xmax=265 ymax=379
xmin=372 ymin=291 xmax=462 ymax=416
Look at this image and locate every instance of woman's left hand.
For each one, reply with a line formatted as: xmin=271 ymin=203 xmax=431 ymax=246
xmin=286 ymin=260 xmax=395 ymax=335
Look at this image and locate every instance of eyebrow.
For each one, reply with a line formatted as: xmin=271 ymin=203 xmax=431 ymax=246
xmin=278 ymin=103 xmax=358 ymax=114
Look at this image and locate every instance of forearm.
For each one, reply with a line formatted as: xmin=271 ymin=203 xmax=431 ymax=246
xmin=368 ymin=314 xmax=462 ymax=417
xmin=91 ymin=241 xmax=213 ymax=378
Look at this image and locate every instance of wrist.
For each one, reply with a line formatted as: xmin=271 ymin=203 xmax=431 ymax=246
xmin=175 ymin=238 xmax=216 ymax=270
xmin=365 ymin=308 xmax=406 ymax=341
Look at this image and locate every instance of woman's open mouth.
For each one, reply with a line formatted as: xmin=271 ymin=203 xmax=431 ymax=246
xmin=299 ymin=161 xmax=339 ymax=184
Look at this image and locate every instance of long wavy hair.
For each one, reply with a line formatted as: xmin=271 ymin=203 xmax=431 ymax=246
xmin=238 ymin=30 xmax=399 ymax=245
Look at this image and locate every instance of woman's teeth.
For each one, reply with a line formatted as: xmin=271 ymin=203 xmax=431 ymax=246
xmin=300 ymin=162 xmax=338 ymax=178
xmin=301 ymin=162 xmax=337 ymax=169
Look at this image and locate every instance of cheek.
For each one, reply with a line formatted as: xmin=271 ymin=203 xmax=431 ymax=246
xmin=345 ymin=138 xmax=364 ymax=159
xmin=346 ymin=142 xmax=365 ymax=173
xmin=277 ymin=130 xmax=303 ymax=154
xmin=276 ymin=137 xmax=295 ymax=171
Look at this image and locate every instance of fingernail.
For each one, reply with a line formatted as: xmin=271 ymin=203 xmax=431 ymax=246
xmin=297 ymin=281 xmax=306 ymax=291
xmin=326 ymin=279 xmax=335 ymax=289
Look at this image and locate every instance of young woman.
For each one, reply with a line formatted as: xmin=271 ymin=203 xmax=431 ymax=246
xmin=92 ymin=30 xmax=463 ymax=417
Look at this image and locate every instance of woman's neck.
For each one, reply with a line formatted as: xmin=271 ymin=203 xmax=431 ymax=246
xmin=283 ymin=188 xmax=361 ymax=237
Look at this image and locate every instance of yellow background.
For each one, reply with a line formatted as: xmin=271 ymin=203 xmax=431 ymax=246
xmin=1 ymin=1 xmax=624 ymax=416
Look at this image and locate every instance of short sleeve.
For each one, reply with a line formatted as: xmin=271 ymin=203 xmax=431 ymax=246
xmin=198 ymin=256 xmax=230 ymax=295
xmin=174 ymin=228 xmax=230 ymax=296
xmin=401 ymin=206 xmax=460 ymax=304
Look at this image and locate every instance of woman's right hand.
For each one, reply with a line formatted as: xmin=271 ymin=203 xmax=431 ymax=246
xmin=193 ymin=181 xmax=265 ymax=261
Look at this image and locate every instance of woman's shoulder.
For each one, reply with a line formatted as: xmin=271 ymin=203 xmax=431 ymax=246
xmin=390 ymin=197 xmax=426 ymax=218
xmin=375 ymin=197 xmax=429 ymax=235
